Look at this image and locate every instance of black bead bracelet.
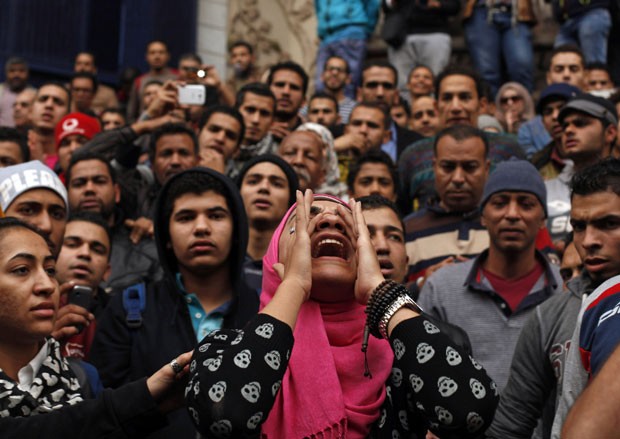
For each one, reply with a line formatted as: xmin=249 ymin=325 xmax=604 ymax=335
xmin=362 ymin=280 xmax=409 ymax=378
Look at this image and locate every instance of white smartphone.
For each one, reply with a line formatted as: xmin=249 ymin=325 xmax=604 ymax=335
xmin=178 ymin=84 xmax=206 ymax=105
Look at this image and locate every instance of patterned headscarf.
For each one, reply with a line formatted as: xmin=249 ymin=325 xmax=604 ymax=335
xmin=295 ymin=123 xmax=348 ymax=198
xmin=494 ymin=82 xmax=535 ymax=130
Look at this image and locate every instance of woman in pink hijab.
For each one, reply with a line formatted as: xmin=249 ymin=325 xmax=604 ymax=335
xmin=185 ymin=190 xmax=497 ymax=438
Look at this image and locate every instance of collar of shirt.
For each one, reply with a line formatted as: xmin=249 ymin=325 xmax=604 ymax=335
xmin=175 ymin=273 xmax=232 ymax=341
xmin=17 ymin=340 xmax=49 ymax=391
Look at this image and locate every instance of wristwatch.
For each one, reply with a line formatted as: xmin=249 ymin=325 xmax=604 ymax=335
xmin=378 ymin=294 xmax=423 ymax=339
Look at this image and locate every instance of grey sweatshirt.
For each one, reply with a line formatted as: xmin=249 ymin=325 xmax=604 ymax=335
xmin=486 ymin=273 xmax=595 ymax=439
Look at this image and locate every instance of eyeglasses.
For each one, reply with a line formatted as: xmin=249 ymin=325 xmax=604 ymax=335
xmin=326 ymin=66 xmax=347 ymax=74
xmin=364 ymin=81 xmax=395 ymax=90
xmin=500 ymin=95 xmax=523 ymax=105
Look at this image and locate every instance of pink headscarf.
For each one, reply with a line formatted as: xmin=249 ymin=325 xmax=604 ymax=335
xmin=259 ymin=195 xmax=393 ymax=438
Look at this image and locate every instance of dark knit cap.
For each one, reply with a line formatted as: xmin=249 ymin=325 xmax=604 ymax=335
xmin=236 ymin=154 xmax=300 ymax=207
xmin=480 ymin=158 xmax=547 ymax=217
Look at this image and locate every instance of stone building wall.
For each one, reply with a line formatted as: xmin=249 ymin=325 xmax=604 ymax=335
xmin=197 ymin=0 xmax=559 ymax=94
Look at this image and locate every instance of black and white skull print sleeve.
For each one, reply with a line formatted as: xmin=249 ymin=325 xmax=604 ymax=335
xmin=384 ymin=316 xmax=499 ymax=439
xmin=184 ymin=314 xmax=293 ymax=438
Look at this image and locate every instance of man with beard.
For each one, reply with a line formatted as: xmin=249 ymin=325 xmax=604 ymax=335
xmin=226 ymin=41 xmax=263 ymax=93
xmin=231 ymin=83 xmax=277 ymax=177
xmin=0 ymin=57 xmax=34 ymax=127
xmin=319 ymin=56 xmax=357 ymax=123
xmin=65 ymin=152 xmax=161 ymax=291
xmin=267 ymin=61 xmax=308 ymax=143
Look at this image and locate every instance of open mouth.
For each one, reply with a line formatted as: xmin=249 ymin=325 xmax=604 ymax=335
xmin=312 ymin=237 xmax=347 ymax=260
xmin=378 ymin=259 xmax=394 ymax=270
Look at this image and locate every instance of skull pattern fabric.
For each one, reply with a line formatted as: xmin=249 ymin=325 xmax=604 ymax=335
xmin=0 ymin=339 xmax=83 ymax=418
xmin=185 ymin=313 xmax=499 ymax=438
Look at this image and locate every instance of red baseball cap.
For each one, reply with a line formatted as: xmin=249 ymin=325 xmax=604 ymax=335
xmin=55 ymin=112 xmax=101 ymax=149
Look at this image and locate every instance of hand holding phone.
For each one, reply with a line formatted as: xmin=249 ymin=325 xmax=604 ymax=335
xmin=68 ymin=286 xmax=94 ymax=334
xmin=177 ymin=84 xmax=206 ymax=106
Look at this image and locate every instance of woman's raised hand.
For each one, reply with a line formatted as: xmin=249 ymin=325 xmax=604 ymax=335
xmin=273 ymin=189 xmax=314 ymax=302
xmin=264 ymin=190 xmax=318 ymax=329
xmin=349 ymin=198 xmax=385 ymax=305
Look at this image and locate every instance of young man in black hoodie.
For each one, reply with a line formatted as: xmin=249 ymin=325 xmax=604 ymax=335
xmin=90 ymin=167 xmax=259 ymax=439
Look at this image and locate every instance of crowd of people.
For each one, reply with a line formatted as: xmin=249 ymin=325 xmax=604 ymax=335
xmin=0 ymin=1 xmax=620 ymax=437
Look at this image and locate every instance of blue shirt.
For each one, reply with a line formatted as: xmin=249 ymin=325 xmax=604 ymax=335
xmin=381 ymin=122 xmax=398 ymax=162
xmin=176 ymin=273 xmax=231 ymax=342
xmin=517 ymin=116 xmax=552 ymax=159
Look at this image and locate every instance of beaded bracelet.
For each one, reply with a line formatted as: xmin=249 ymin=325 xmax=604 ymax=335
xmin=365 ymin=280 xmax=406 ymax=338
xmin=362 ymin=280 xmax=423 ymax=378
